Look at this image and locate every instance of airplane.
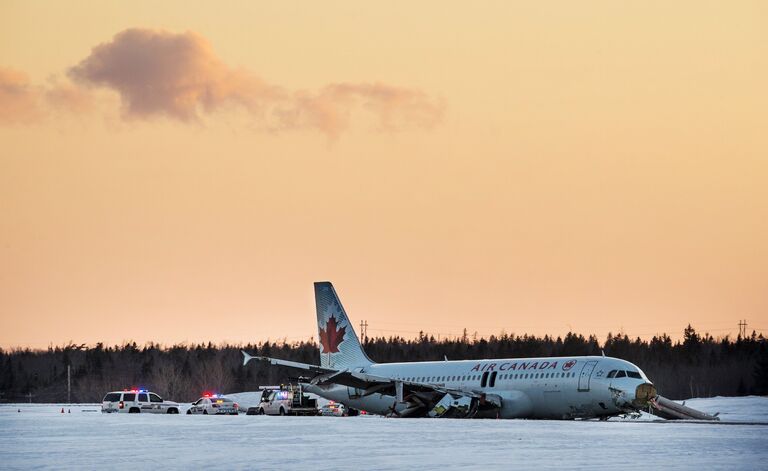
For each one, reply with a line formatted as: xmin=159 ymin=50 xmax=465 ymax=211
xmin=242 ymin=282 xmax=658 ymax=419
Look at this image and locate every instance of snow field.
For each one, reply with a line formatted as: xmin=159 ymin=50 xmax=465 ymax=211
xmin=1 ymin=396 xmax=766 ymax=470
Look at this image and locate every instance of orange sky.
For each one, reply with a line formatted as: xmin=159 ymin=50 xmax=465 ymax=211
xmin=1 ymin=1 xmax=767 ymax=349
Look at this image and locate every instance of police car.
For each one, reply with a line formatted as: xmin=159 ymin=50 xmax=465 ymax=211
xmin=187 ymin=393 xmax=239 ymax=415
xmin=101 ymin=389 xmax=180 ymax=414
xmin=319 ymin=401 xmax=346 ymax=417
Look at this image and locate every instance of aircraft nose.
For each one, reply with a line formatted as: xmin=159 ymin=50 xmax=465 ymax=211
xmin=633 ymin=383 xmax=657 ymax=407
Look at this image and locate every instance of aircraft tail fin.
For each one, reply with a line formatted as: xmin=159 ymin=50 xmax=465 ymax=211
xmin=241 ymin=350 xmax=255 ymax=367
xmin=314 ymin=282 xmax=374 ymax=369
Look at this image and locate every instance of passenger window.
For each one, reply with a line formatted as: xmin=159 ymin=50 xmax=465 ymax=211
xmin=150 ymin=393 xmax=162 ymax=403
xmin=123 ymin=393 xmax=136 ymax=401
xmin=616 ymin=371 xmax=626 ymax=378
xmin=138 ymin=393 xmax=148 ymax=402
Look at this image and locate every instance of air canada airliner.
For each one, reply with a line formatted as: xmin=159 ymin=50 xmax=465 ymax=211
xmin=242 ymin=282 xmax=658 ymax=419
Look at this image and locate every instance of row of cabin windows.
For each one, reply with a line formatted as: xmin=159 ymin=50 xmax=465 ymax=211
xmin=398 ymin=371 xmax=577 ymax=385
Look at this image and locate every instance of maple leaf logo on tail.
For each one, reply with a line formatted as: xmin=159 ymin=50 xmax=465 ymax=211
xmin=319 ymin=315 xmax=346 ymax=353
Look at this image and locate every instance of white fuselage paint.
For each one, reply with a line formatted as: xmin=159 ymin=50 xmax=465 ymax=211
xmin=304 ymin=355 xmax=653 ymax=419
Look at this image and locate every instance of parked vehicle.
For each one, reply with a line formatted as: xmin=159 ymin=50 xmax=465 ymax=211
xmin=255 ymin=384 xmax=318 ymax=416
xmin=243 ymin=387 xmax=280 ymax=415
xmin=187 ymin=393 xmax=239 ymax=415
xmin=319 ymin=401 xmax=346 ymax=416
xmin=101 ymin=389 xmax=180 ymax=414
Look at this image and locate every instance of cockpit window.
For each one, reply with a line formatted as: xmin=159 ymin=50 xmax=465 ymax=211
xmin=607 ymin=370 xmax=617 ymax=378
xmin=626 ymin=371 xmax=642 ymax=379
xmin=615 ymin=370 xmax=626 ymax=378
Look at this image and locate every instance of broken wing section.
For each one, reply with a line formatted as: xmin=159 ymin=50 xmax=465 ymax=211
xmin=309 ymin=370 xmax=503 ymax=418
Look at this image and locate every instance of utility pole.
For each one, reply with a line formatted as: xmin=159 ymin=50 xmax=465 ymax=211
xmin=26 ymin=392 xmax=34 ymax=404
xmin=67 ymin=364 xmax=71 ymax=404
xmin=360 ymin=320 xmax=368 ymax=340
xmin=738 ymin=319 xmax=748 ymax=338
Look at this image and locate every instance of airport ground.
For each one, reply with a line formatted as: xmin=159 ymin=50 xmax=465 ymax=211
xmin=1 ymin=396 xmax=766 ymax=470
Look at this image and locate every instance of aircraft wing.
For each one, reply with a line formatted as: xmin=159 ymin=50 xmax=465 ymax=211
xmin=241 ymin=351 xmax=336 ymax=375
xmin=242 ymin=352 xmax=502 ymax=415
xmin=313 ymin=369 xmax=493 ymax=402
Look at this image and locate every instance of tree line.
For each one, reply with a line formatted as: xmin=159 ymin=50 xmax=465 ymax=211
xmin=0 ymin=325 xmax=766 ymax=403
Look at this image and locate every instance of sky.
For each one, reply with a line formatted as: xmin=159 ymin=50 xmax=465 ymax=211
xmin=1 ymin=1 xmax=767 ymax=349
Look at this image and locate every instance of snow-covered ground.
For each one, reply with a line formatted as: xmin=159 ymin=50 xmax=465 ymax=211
xmin=1 ymin=396 xmax=766 ymax=470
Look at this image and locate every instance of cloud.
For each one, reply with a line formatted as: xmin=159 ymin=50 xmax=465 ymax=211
xmin=0 ymin=68 xmax=96 ymax=124
xmin=279 ymin=83 xmax=445 ymax=139
xmin=45 ymin=82 xmax=93 ymax=114
xmin=69 ymin=28 xmax=443 ymax=137
xmin=0 ymin=67 xmax=42 ymax=124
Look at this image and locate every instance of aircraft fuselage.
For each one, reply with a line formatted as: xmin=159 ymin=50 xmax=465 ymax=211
xmin=304 ymin=355 xmax=655 ymax=419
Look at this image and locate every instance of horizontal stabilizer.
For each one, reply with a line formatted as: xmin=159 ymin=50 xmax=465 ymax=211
xmin=241 ymin=351 xmax=333 ymax=374
xmin=241 ymin=350 xmax=255 ymax=367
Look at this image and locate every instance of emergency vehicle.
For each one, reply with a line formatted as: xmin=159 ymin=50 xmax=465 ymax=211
xmin=255 ymin=384 xmax=318 ymax=416
xmin=101 ymin=389 xmax=180 ymax=414
xmin=319 ymin=401 xmax=346 ymax=416
xmin=187 ymin=393 xmax=239 ymax=415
